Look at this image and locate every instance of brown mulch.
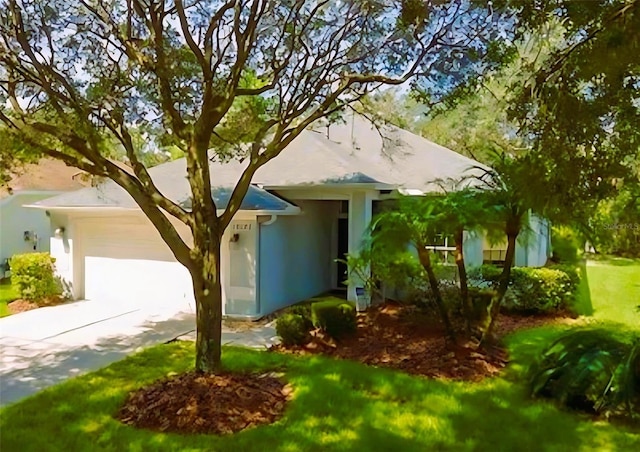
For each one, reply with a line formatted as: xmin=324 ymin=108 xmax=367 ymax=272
xmin=7 ymin=296 xmax=67 ymax=315
xmin=272 ymin=301 xmax=573 ymax=382
xmin=117 ymin=371 xmax=293 ymax=435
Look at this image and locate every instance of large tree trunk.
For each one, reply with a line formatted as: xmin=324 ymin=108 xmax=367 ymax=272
xmin=480 ymin=230 xmax=518 ymax=344
xmin=454 ymin=228 xmax=472 ymax=333
xmin=191 ymin=235 xmax=223 ymax=372
xmin=417 ymin=246 xmax=456 ymax=340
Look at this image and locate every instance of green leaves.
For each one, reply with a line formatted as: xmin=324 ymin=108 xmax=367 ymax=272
xmin=529 ymin=329 xmax=640 ymax=423
xmin=10 ymin=253 xmax=60 ymax=302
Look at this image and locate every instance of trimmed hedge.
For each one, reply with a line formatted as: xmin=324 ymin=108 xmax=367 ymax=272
xmin=287 ymin=304 xmax=313 ymax=329
xmin=311 ymin=300 xmax=357 ymax=339
xmin=547 ymin=263 xmax=581 ymax=295
xmin=469 ymin=264 xmax=579 ymax=313
xmin=10 ymin=253 xmax=60 ymax=302
xmin=275 ymin=313 xmax=309 ymax=346
xmin=507 ymin=267 xmax=575 ymax=313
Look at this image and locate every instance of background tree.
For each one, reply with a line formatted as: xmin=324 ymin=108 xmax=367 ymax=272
xmin=0 ymin=0 xmax=504 ymax=371
xmin=506 ymin=0 xmax=640 ymax=237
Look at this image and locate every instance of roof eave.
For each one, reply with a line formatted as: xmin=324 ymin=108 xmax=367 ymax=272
xmin=25 ymin=204 xmax=302 ymax=216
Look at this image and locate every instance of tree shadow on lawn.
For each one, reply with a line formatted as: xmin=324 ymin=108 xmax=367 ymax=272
xmin=573 ymin=260 xmax=594 ymax=316
xmin=7 ymin=342 xmax=639 ymax=452
xmin=0 ymin=312 xmax=196 ymax=406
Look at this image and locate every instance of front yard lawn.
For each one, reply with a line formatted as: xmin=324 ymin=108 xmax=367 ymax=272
xmin=2 ymin=341 xmax=639 ymax=452
xmin=2 ymin=256 xmax=639 ymax=451
xmin=584 ymin=256 xmax=640 ymax=328
xmin=0 ymin=279 xmax=19 ymax=317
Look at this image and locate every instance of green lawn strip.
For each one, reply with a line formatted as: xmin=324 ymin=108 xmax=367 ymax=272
xmin=585 ymin=257 xmax=640 ymax=328
xmin=0 ymin=279 xmax=19 ymax=317
xmin=2 ymin=342 xmax=638 ymax=452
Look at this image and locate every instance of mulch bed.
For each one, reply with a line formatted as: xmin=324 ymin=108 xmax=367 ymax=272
xmin=7 ymin=296 xmax=67 ymax=315
xmin=271 ymin=301 xmax=572 ymax=382
xmin=117 ymin=372 xmax=293 ymax=435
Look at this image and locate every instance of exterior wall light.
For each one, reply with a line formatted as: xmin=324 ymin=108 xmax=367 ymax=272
xmin=230 ymin=233 xmax=240 ymax=243
xmin=54 ymin=227 xmax=66 ymax=238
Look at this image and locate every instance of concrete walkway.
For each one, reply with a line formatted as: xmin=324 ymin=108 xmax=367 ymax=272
xmin=0 ymin=299 xmax=277 ymax=407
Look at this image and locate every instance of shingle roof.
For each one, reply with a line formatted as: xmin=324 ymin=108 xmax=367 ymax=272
xmin=32 ymin=112 xmax=488 ymax=210
xmin=0 ymin=158 xmax=87 ymax=199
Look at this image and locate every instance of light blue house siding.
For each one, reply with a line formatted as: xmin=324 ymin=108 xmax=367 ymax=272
xmin=258 ymin=200 xmax=340 ymax=314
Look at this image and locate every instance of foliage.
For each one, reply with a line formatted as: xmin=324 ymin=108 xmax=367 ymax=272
xmin=275 ymin=313 xmax=309 ymax=347
xmin=588 ymin=183 xmax=640 ymax=257
xmin=311 ymin=300 xmax=357 ymax=339
xmin=0 ymin=0 xmax=510 ymax=371
xmin=529 ymin=329 xmax=640 ymax=423
xmin=506 ymin=268 xmax=575 ymax=313
xmin=286 ymin=304 xmax=313 ymax=330
xmin=551 ymin=225 xmax=581 ymax=263
xmin=361 ymin=196 xmax=458 ymax=336
xmin=469 ymin=265 xmax=579 ymax=313
xmin=468 ymin=265 xmax=503 ymax=287
xmin=547 ymin=263 xmax=581 ymax=296
xmin=9 ymin=253 xmax=60 ymax=302
xmin=3 ymin=340 xmax=640 ymax=451
xmin=505 ymin=1 xmax=640 ymax=225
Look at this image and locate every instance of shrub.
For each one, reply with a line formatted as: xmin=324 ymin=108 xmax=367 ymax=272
xmin=275 ymin=313 xmax=309 ymax=346
xmin=551 ymin=225 xmax=581 ymax=263
xmin=10 ymin=253 xmax=60 ymax=302
xmin=469 ymin=264 xmax=578 ymax=313
xmin=529 ymin=329 xmax=640 ymax=423
xmin=285 ymin=303 xmax=314 ymax=331
xmin=506 ymin=267 xmax=574 ymax=313
xmin=547 ymin=263 xmax=581 ymax=294
xmin=311 ymin=299 xmax=357 ymax=339
xmin=468 ymin=265 xmax=502 ymax=288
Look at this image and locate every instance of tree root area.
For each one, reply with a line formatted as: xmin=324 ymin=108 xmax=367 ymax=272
xmin=117 ymin=372 xmax=292 ymax=435
xmin=273 ymin=301 xmax=570 ymax=382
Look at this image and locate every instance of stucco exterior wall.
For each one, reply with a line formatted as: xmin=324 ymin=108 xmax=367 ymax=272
xmin=515 ymin=214 xmax=550 ymax=267
xmin=0 ymin=192 xmax=62 ymax=266
xmin=462 ymin=231 xmax=483 ymax=269
xmin=258 ymin=200 xmax=339 ymax=314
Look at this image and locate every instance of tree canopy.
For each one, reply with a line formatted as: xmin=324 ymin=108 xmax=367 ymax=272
xmin=0 ymin=0 xmax=509 ymax=370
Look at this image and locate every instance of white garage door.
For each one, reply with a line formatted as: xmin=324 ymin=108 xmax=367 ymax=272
xmin=81 ymin=222 xmax=194 ymax=310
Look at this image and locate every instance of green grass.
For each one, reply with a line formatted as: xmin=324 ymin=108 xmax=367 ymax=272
xmin=585 ymin=256 xmax=640 ymax=328
xmin=0 ymin=279 xmax=19 ymax=317
xmin=2 ymin=257 xmax=639 ymax=451
xmin=1 ymin=342 xmax=639 ymax=452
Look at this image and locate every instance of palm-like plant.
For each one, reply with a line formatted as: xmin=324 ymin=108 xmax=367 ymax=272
xmin=431 ymin=184 xmax=490 ymax=332
xmin=470 ymin=154 xmax=537 ymax=342
xmin=530 ymin=329 xmax=640 ymax=422
xmin=367 ymin=196 xmax=456 ymax=339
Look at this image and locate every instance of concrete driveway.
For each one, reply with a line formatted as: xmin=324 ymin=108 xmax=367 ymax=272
xmin=0 ymin=297 xmax=279 ymax=407
xmin=0 ymin=297 xmax=197 ymax=406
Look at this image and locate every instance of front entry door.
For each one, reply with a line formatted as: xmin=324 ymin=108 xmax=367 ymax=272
xmin=336 ymin=218 xmax=348 ymax=287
